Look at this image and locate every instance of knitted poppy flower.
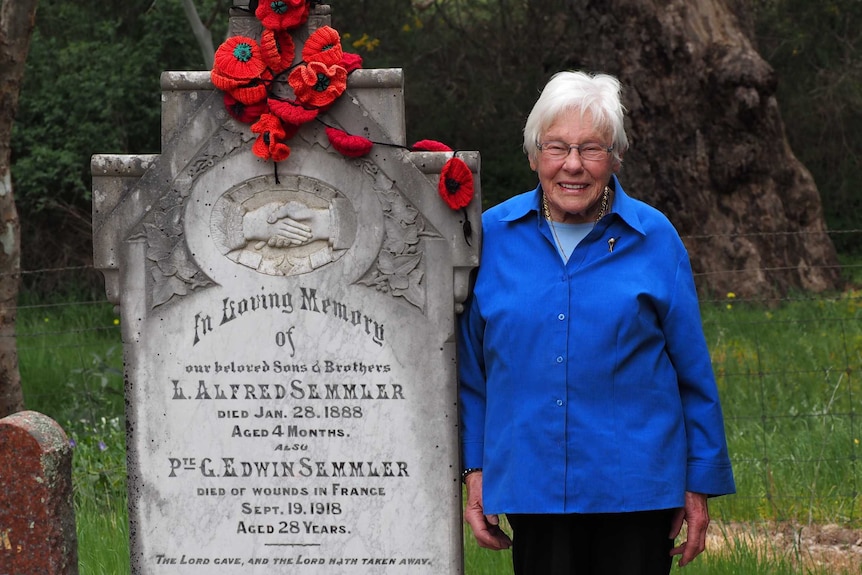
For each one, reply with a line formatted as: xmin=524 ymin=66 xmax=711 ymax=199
xmin=341 ymin=52 xmax=363 ymax=74
xmin=213 ymin=36 xmax=266 ymax=82
xmin=256 ymin=0 xmax=308 ymax=31
xmin=282 ymin=121 xmax=301 ymax=141
xmin=411 ymin=139 xmax=453 ymax=152
xmin=438 ymin=157 xmax=474 ymax=209
xmin=288 ymin=61 xmax=347 ymax=108
xmin=251 ymin=113 xmax=291 ymax=162
xmin=226 ymin=69 xmax=273 ymax=105
xmin=260 ymin=28 xmax=296 ymax=74
xmin=224 ymin=93 xmax=268 ymax=124
xmin=302 ymin=26 xmax=343 ymax=66
xmin=325 ymin=127 xmax=373 ymax=158
xmin=267 ymin=98 xmax=319 ymax=126
xmin=211 ymin=67 xmax=247 ymax=92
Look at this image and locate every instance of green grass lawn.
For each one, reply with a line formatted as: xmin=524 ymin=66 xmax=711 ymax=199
xmin=16 ymin=286 xmax=862 ymax=574
xmin=701 ymin=290 xmax=862 ymax=529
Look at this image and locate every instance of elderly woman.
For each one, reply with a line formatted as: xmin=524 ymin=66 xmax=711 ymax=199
xmin=458 ymin=70 xmax=735 ymax=575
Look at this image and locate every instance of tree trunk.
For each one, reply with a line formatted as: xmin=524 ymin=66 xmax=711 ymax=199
xmin=555 ymin=0 xmax=841 ymax=298
xmin=180 ymin=0 xmax=215 ymax=69
xmin=0 ymin=0 xmax=38 ymax=418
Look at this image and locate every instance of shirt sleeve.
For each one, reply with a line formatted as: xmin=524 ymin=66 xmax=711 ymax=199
xmin=664 ymin=252 xmax=736 ymax=496
xmin=457 ymin=293 xmax=487 ymax=470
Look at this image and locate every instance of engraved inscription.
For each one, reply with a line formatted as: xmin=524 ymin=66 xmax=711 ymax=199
xmin=140 ymin=283 xmax=442 ymax=570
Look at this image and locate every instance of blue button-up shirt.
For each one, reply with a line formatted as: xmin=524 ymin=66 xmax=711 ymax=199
xmin=458 ymin=176 xmax=735 ymax=514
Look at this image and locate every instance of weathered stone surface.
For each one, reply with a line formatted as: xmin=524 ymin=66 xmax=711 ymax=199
xmin=92 ymin=4 xmax=479 ymax=574
xmin=0 ymin=410 xmax=78 ymax=575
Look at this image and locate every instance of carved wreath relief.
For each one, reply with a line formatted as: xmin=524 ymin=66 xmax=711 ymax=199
xmin=143 ymin=189 xmax=214 ymax=309
xmin=355 ymin=159 xmax=439 ymax=313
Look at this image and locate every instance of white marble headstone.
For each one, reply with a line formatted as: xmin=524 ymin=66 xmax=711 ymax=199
xmin=91 ymin=6 xmax=480 ymax=574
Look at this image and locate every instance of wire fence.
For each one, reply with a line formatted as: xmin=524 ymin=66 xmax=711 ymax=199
xmin=10 ymin=228 xmax=862 ymax=531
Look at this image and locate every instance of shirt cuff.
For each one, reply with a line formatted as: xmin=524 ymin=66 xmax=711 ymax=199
xmin=687 ymin=461 xmax=736 ymax=497
xmin=461 ymin=439 xmax=484 ymax=470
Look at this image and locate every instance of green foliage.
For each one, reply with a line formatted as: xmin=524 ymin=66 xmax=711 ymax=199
xmin=701 ymin=291 xmax=862 ymax=527
xmin=17 ymin=292 xmax=123 ymax=421
xmin=76 ymin=491 xmax=131 ymax=575
xmin=754 ymin=0 xmax=862 ymax=252
xmin=334 ymin=1 xmax=542 ymax=206
xmin=69 ymin=414 xmax=129 ymax=575
xmin=17 ymin=292 xmax=128 ymax=573
xmin=68 ymin=415 xmax=126 ymax=509
xmin=11 ymin=0 xmax=228 ymax=216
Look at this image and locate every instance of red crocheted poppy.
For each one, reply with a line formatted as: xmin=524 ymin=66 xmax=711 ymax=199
xmin=256 ymin=0 xmax=308 ymax=31
xmin=325 ymin=127 xmax=373 ymax=158
xmin=438 ymin=157 xmax=474 ymax=210
xmin=341 ymin=52 xmax=363 ymax=74
xmin=251 ymin=113 xmax=291 ymax=162
xmin=224 ymin=93 xmax=268 ymax=124
xmin=260 ymin=28 xmax=296 ymax=74
xmin=288 ymin=61 xmax=347 ymax=108
xmin=268 ymin=98 xmax=319 ymax=126
xmin=211 ymin=67 xmax=246 ymax=91
xmin=213 ymin=36 xmax=266 ymax=82
xmin=302 ymin=26 xmax=343 ymax=66
xmin=226 ymin=69 xmax=273 ymax=105
xmin=282 ymin=122 xmax=301 ymax=140
xmin=412 ymin=139 xmax=453 ymax=152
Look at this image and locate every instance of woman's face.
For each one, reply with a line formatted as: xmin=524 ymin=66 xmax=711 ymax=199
xmin=529 ymin=109 xmax=620 ymax=224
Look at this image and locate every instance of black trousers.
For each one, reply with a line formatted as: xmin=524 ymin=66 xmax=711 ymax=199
xmin=507 ymin=510 xmax=676 ymax=575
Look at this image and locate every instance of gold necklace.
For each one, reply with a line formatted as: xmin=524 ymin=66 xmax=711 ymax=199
xmin=542 ymin=186 xmax=611 ymax=262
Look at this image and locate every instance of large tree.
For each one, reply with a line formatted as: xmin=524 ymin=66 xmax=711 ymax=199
xmin=337 ymin=0 xmax=842 ymax=298
xmin=12 ymin=0 xmax=229 ymax=283
xmin=598 ymin=0 xmax=841 ymax=298
xmin=0 ymin=0 xmax=39 ymax=418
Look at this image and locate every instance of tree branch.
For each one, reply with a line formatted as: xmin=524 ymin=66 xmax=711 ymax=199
xmin=180 ymin=0 xmax=215 ymax=69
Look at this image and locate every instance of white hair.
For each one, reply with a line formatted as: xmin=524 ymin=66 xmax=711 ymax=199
xmin=523 ymin=71 xmax=629 ymax=163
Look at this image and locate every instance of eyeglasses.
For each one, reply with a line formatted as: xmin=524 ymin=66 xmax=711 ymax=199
xmin=537 ymin=141 xmax=614 ymax=162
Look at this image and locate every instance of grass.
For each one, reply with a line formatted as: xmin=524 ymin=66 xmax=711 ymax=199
xmin=15 ymin=284 xmax=862 ymax=574
xmin=17 ymin=292 xmax=128 ymax=574
xmin=74 ymin=430 xmax=130 ymax=575
xmin=461 ymin=519 xmax=861 ymax=574
xmin=701 ymin=289 xmax=862 ymax=529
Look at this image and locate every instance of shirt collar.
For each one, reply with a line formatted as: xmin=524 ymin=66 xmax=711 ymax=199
xmin=498 ymin=175 xmax=646 ymax=236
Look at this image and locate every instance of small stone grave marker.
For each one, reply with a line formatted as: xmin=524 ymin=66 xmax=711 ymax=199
xmin=0 ymin=410 xmax=78 ymax=575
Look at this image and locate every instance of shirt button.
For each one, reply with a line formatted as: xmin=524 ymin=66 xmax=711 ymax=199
xmin=556 ymin=399 xmax=564 ymax=406
xmin=556 ymin=356 xmax=564 ymax=363
xmin=558 ymin=313 xmax=565 ymax=320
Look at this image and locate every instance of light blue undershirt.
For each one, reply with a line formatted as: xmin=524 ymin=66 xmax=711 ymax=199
xmin=549 ymin=220 xmax=594 ymax=260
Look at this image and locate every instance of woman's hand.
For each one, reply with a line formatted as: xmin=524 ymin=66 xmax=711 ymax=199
xmin=463 ymin=471 xmax=513 ymax=550
xmin=669 ymin=491 xmax=709 ymax=566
